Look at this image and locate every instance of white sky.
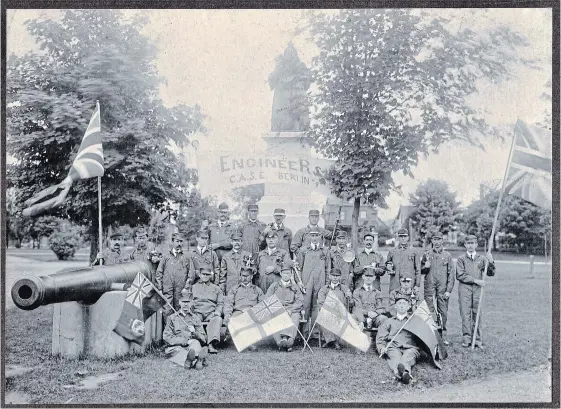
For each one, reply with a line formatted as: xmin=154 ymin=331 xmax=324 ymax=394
xmin=7 ymin=8 xmax=552 ymax=220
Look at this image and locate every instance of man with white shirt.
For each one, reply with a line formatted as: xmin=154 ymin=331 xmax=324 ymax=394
xmin=291 ymin=209 xmax=332 ymax=255
xmin=208 ymin=202 xmax=235 ymax=263
xmin=352 ymin=233 xmax=386 ymax=291
xmin=219 ymin=230 xmax=254 ymax=294
xmin=256 ymin=229 xmax=290 ymax=292
xmin=376 ymin=294 xmax=422 ymax=384
xmin=456 ymin=234 xmax=496 ymax=348
xmin=268 ymin=208 xmax=293 ymax=255
xmin=186 ymin=229 xmax=220 ymax=288
xmin=239 ymin=204 xmax=267 ymax=262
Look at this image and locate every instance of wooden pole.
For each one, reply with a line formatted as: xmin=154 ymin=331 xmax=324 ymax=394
xmin=471 ymin=130 xmax=517 ymax=350
xmin=97 ymin=176 xmax=103 ymax=265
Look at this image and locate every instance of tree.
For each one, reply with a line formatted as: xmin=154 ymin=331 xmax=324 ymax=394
xmin=409 ymin=179 xmax=461 ymax=243
xmin=175 ymin=190 xmax=218 ymax=244
xmin=228 ymin=184 xmax=265 ymax=219
xmin=305 ymin=9 xmax=532 ymax=248
xmin=7 ymin=10 xmax=204 ymax=261
xmin=27 ymin=215 xmax=60 ymax=249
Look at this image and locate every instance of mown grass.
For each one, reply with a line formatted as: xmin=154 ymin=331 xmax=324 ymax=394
xmin=4 ymin=259 xmax=552 ymax=404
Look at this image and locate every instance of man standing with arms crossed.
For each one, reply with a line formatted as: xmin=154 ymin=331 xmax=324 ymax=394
xmin=208 ymin=202 xmax=234 ymax=263
xmin=386 ymin=228 xmax=421 ymax=295
xmin=291 ymin=209 xmax=332 ymax=255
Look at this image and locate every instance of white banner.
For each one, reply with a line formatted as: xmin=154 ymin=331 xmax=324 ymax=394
xmin=197 ymin=152 xmax=333 ymax=197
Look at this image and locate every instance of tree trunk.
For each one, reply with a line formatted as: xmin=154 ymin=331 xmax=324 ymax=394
xmin=351 ymin=197 xmax=361 ymax=250
xmin=89 ymin=231 xmax=99 ymax=264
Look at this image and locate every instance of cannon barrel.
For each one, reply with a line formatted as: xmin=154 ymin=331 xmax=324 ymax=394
xmin=11 ymin=261 xmax=152 ymax=311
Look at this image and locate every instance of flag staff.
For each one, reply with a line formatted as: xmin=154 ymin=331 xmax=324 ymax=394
xmin=96 ymin=100 xmax=104 ymax=264
xmin=471 ymin=126 xmax=517 ymax=350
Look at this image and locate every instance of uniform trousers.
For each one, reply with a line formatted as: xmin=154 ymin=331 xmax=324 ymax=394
xmin=193 ymin=312 xmax=222 ymax=344
xmin=272 ymin=313 xmax=300 ymax=345
xmin=385 ymin=346 xmax=421 ymax=377
xmin=458 ymin=283 xmax=482 ymax=344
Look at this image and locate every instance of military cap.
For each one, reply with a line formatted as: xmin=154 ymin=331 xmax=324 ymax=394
xmin=281 ymin=259 xmax=293 ymax=272
xmin=400 ymin=276 xmax=413 ymax=282
xmin=465 ymin=234 xmax=478 ymax=243
xmin=196 ymin=229 xmax=210 ymax=238
xmin=247 ymin=204 xmax=259 ymax=211
xmin=179 ymin=290 xmax=191 ymax=303
xmin=336 ymin=230 xmax=347 ymax=239
xmin=363 ymin=267 xmax=376 ymax=276
xmin=110 ymin=232 xmax=123 ymax=239
xmin=363 ymin=232 xmax=375 ymax=240
xmin=230 ymin=230 xmax=243 ymax=240
xmin=308 ymin=226 xmax=321 ymax=234
xmin=218 ymin=202 xmax=229 ymax=211
xmin=134 ymin=226 xmax=148 ymax=236
xmin=199 ymin=265 xmax=213 ymax=274
xmin=240 ymin=265 xmax=255 ymax=274
xmin=329 ymin=268 xmax=342 ymax=276
xmin=265 ymin=229 xmax=278 ymax=238
xmin=273 ymin=208 xmax=286 ymax=216
xmin=309 ymin=209 xmax=320 ymax=216
xmin=394 ymin=292 xmax=411 ymax=303
xmin=431 ymin=232 xmax=443 ymax=240
xmin=397 ymin=228 xmax=409 ymax=236
xmin=171 ymin=232 xmax=184 ymax=241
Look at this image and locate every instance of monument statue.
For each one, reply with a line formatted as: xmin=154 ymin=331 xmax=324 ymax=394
xmin=268 ymin=43 xmax=312 ymax=132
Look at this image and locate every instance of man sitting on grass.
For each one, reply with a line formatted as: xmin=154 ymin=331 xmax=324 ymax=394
xmin=376 ymin=295 xmax=421 ymax=384
xmin=163 ymin=293 xmax=209 ymax=370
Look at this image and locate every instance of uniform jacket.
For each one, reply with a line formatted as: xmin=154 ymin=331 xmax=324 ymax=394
xmin=239 ymin=219 xmax=267 ymax=260
xmin=375 ymin=314 xmax=421 ymax=353
xmin=268 ymin=222 xmax=293 ymax=254
xmin=223 ymin=283 xmax=264 ymax=321
xmin=352 ymin=285 xmax=386 ymax=314
xmin=220 ymin=249 xmax=254 ymax=294
xmin=421 ymin=248 xmax=455 ymax=294
xmin=317 ymin=283 xmax=352 ymax=309
xmin=352 ymin=249 xmax=386 ymax=290
xmin=256 ymin=248 xmax=290 ymax=281
xmin=291 ymin=225 xmax=333 ymax=253
xmin=330 ymin=246 xmax=354 ymax=287
xmin=456 ymin=253 xmax=496 ymax=285
xmin=188 ymin=281 xmax=224 ymax=316
xmin=265 ymin=281 xmax=304 ymax=314
xmin=208 ymin=220 xmax=235 ymax=259
xmin=98 ymin=248 xmax=130 ymax=266
xmin=388 ymin=288 xmax=417 ymax=316
xmin=187 ymin=247 xmax=220 ymax=286
xmin=129 ymin=242 xmax=157 ymax=281
xmin=296 ymin=245 xmax=331 ymax=284
xmin=163 ymin=310 xmax=207 ymax=346
xmin=155 ymin=250 xmax=191 ymax=291
xmin=386 ymin=245 xmax=421 ymax=289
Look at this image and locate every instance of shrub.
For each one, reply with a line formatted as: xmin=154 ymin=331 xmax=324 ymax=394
xmin=48 ymin=230 xmax=81 ymax=260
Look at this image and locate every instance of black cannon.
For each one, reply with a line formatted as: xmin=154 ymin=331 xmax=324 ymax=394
xmin=11 ymin=261 xmax=152 ymax=311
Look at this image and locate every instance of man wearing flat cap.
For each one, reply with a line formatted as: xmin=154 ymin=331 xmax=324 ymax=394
xmin=268 ymin=208 xmax=293 ymax=254
xmin=186 ymin=229 xmax=220 ymax=289
xmin=208 ymin=202 xmax=235 ymax=263
xmin=352 ymin=267 xmax=388 ymax=332
xmin=92 ymin=231 xmax=129 ymax=266
xmin=330 ymin=230 xmax=354 ymax=291
xmin=257 ymin=228 xmax=291 ymax=292
xmin=352 ymin=232 xmax=386 ymax=291
xmin=220 ymin=230 xmax=254 ymax=294
xmin=388 ymin=277 xmax=417 ymax=316
xmin=456 ymin=234 xmax=495 ymax=348
xmin=291 ymin=209 xmax=332 ymax=255
xmin=156 ymin=232 xmax=192 ymax=315
xmin=386 ymin=228 xmax=421 ymax=294
xmin=421 ymin=231 xmax=455 ymax=345
xmin=238 ymin=203 xmax=267 ymax=263
xmin=129 ymin=226 xmax=158 ymax=279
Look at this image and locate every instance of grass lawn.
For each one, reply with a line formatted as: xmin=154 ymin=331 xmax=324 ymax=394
xmin=3 ymin=257 xmax=553 ymax=404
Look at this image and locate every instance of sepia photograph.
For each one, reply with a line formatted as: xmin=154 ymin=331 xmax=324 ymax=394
xmin=2 ymin=2 xmax=558 ymax=406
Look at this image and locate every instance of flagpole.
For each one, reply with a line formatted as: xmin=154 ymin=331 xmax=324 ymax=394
xmin=98 ymin=176 xmax=103 ymax=259
xmin=471 ymin=127 xmax=517 ymax=350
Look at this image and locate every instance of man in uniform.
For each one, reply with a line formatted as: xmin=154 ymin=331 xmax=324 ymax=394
xmin=187 ymin=265 xmax=224 ymax=354
xmin=352 ymin=233 xmax=386 ymax=291
xmin=317 ymin=268 xmax=353 ymax=350
xmin=421 ymin=232 xmax=455 ymax=345
xmin=352 ymin=267 xmax=388 ymax=331
xmin=186 ymin=229 xmax=220 ymax=289
xmin=265 ymin=264 xmax=304 ymax=352
xmin=456 ymin=234 xmax=495 ymax=348
xmin=388 ymin=277 xmax=418 ymax=316
xmin=223 ymin=265 xmax=264 ymax=351
xmin=295 ymin=226 xmax=331 ymax=330
xmin=386 ymin=228 xmax=421 ymax=294
xmin=268 ymin=208 xmax=293 ymax=255
xmin=219 ymin=231 xmax=254 ymax=294
xmin=256 ymin=229 xmax=291 ymax=293
xmin=239 ymin=204 xmax=267 ymax=262
xmin=330 ymin=230 xmax=354 ymax=291
xmin=92 ymin=232 xmax=129 ymax=266
xmin=129 ymin=226 xmax=157 ymax=279
xmin=291 ymin=209 xmax=332 ymax=255
xmin=208 ymin=202 xmax=234 ymax=262
xmin=156 ymin=232 xmax=191 ymax=316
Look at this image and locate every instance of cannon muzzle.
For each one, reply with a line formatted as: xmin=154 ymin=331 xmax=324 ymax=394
xmin=11 ymin=261 xmax=152 ymax=310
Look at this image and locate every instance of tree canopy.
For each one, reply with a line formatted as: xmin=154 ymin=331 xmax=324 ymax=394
xmin=7 ymin=10 xmax=204 ymax=260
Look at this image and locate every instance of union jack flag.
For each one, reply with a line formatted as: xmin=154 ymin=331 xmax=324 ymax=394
xmin=126 ymin=273 xmax=154 ymax=309
xmin=504 ymin=119 xmax=552 ymax=210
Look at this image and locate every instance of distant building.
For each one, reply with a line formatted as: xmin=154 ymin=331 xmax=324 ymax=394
xmin=392 ymin=205 xmax=417 ymax=241
xmin=322 ymin=198 xmax=390 ymax=240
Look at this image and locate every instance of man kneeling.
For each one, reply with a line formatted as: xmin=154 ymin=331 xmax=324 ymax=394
xmin=376 ymin=294 xmax=421 ymax=384
xmin=265 ymin=263 xmax=304 ymax=352
xmin=163 ymin=293 xmax=209 ymax=370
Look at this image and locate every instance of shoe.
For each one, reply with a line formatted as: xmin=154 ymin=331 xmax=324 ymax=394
xmin=322 ymin=340 xmax=334 ymax=348
xmin=184 ymin=348 xmax=197 ymax=367
xmin=286 ymin=337 xmax=294 ymax=348
xmin=334 ymin=342 xmax=341 ymax=351
xmin=402 ymin=371 xmax=412 ymax=384
xmin=461 ymin=342 xmax=470 ymax=348
xmin=199 ymin=347 xmax=209 ymax=361
xmin=208 ymin=343 xmax=218 ymax=354
xmin=475 ymin=343 xmax=485 ymax=350
xmin=286 ymin=347 xmax=293 ymax=352
xmin=248 ymin=345 xmax=258 ymax=352
xmin=397 ymin=363 xmax=406 ymax=378
xmin=195 ymin=359 xmax=203 ymax=370
xmin=443 ymin=339 xmax=450 ymax=346
xmin=278 ymin=338 xmax=288 ymax=349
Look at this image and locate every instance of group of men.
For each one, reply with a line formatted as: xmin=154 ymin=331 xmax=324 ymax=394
xmin=95 ymin=202 xmax=496 ymax=382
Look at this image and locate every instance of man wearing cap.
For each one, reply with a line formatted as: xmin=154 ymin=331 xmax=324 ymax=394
xmin=386 ymin=228 xmax=421 ymax=294
xmin=291 ymin=210 xmax=332 ymax=255
xmin=268 ymin=208 xmax=293 ymax=254
xmin=208 ymin=202 xmax=235 ymax=262
xmin=421 ymin=232 xmax=455 ymax=345
xmin=376 ymin=294 xmax=422 ymax=384
xmin=129 ymin=226 xmax=158 ymax=279
xmin=92 ymin=232 xmax=129 ymax=266
xmin=223 ymin=265 xmax=264 ymax=351
xmin=219 ymin=230 xmax=254 ymax=294
xmin=239 ymin=204 xmax=267 ymax=262
xmin=295 ymin=226 xmax=331 ymax=331
xmin=265 ymin=264 xmax=304 ymax=352
xmin=317 ymin=268 xmax=353 ymax=350
xmin=186 ymin=229 xmax=220 ymax=289
xmin=352 ymin=233 xmax=386 ymax=291
xmin=456 ymin=234 xmax=495 ymax=348
xmin=156 ymin=232 xmax=192 ymax=315
xmin=352 ymin=267 xmax=388 ymax=332
xmin=330 ymin=230 xmax=354 ymax=291
xmin=257 ymin=229 xmax=291 ymax=293
xmin=187 ymin=265 xmax=224 ymax=354
xmin=388 ymin=277 xmax=418 ymax=316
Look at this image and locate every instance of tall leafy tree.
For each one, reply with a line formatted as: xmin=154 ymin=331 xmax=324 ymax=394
xmin=305 ymin=9 xmax=532 ymax=247
xmin=7 ymin=10 xmax=204 ymax=261
xmin=409 ymin=179 xmax=460 ymax=243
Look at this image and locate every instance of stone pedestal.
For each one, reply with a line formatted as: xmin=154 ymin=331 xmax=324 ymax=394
xmin=52 ymin=291 xmax=162 ymax=359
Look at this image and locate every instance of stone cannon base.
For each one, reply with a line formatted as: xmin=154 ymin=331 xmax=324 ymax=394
xmin=52 ymin=291 xmax=163 ymax=359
